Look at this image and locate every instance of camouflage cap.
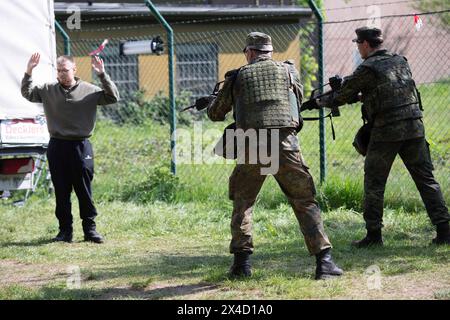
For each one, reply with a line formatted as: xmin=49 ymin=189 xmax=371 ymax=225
xmin=243 ymin=32 xmax=273 ymax=52
xmin=352 ymin=26 xmax=383 ymax=43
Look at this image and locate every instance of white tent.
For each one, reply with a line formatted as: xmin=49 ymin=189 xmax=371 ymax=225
xmin=0 ymin=0 xmax=56 ymax=119
xmin=0 ymin=0 xmax=55 ymax=194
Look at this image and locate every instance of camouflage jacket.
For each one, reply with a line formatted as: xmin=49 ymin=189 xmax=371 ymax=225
xmin=326 ymin=49 xmax=424 ymax=142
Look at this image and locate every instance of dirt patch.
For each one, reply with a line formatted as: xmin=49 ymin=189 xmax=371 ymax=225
xmin=97 ymin=282 xmax=220 ymax=300
xmin=145 ymin=282 xmax=220 ymax=300
xmin=0 ymin=259 xmax=71 ymax=288
xmin=95 ymin=286 xmax=149 ymax=300
xmin=342 ymin=270 xmax=450 ymax=300
xmin=0 ymin=259 xmax=222 ymax=300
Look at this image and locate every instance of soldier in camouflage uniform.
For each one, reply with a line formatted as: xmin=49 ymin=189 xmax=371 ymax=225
xmin=318 ymin=27 xmax=450 ymax=247
xmin=207 ymin=32 xmax=343 ymax=279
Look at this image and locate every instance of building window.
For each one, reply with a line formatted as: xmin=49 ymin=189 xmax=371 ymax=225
xmin=176 ymin=43 xmax=218 ymax=101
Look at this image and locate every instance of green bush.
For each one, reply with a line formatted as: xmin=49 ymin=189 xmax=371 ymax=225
xmin=121 ymin=165 xmax=185 ymax=204
xmin=99 ymin=89 xmax=194 ymax=126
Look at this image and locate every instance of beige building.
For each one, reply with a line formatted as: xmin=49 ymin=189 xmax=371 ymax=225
xmin=54 ymin=1 xmax=313 ymax=100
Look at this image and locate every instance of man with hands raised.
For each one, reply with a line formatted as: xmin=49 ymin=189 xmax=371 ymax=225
xmin=22 ymin=53 xmax=119 ymax=243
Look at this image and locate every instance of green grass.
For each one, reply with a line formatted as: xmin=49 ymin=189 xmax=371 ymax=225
xmin=0 ymin=81 xmax=448 ymax=299
xmin=0 ymin=198 xmax=448 ymax=300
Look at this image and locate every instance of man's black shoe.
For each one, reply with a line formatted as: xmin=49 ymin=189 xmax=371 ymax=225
xmin=52 ymin=230 xmax=73 ymax=243
xmin=432 ymin=222 xmax=450 ymax=245
xmin=432 ymin=236 xmax=450 ymax=245
xmin=84 ymin=230 xmax=104 ymax=244
xmin=352 ymin=229 xmax=383 ymax=248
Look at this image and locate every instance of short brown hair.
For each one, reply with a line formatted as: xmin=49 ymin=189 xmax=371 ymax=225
xmin=367 ymin=38 xmax=383 ymax=49
xmin=56 ymin=55 xmax=75 ymax=64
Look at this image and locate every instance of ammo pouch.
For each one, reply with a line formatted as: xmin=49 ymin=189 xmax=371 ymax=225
xmin=353 ymin=123 xmax=372 ymax=156
xmin=213 ymin=122 xmax=237 ymax=159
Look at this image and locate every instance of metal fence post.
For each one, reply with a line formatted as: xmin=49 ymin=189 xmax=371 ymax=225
xmin=308 ymin=0 xmax=326 ymax=183
xmin=144 ymin=0 xmax=176 ymax=175
xmin=55 ymin=20 xmax=71 ymax=56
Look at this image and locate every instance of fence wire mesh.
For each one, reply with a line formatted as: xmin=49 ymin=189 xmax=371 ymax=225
xmin=54 ymin=9 xmax=449 ymax=210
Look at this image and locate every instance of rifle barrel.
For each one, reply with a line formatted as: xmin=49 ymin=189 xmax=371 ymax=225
xmin=182 ymin=105 xmax=195 ymax=112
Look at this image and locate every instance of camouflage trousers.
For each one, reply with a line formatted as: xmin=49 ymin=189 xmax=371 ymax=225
xmin=228 ymin=149 xmax=332 ymax=255
xmin=364 ymin=137 xmax=449 ymax=231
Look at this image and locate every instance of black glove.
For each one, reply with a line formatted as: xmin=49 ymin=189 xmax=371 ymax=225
xmin=194 ymin=96 xmax=211 ymax=110
xmin=182 ymin=94 xmax=216 ymax=112
xmin=301 ymin=98 xmax=320 ymax=111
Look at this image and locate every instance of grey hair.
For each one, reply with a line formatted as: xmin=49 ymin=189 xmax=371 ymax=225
xmin=56 ymin=55 xmax=75 ymax=65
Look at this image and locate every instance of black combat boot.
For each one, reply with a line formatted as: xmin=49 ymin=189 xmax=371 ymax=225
xmin=83 ymin=220 xmax=104 ymax=243
xmin=432 ymin=222 xmax=450 ymax=245
xmin=84 ymin=229 xmax=104 ymax=243
xmin=351 ymin=229 xmax=383 ymax=248
xmin=228 ymin=252 xmax=252 ymax=278
xmin=315 ymin=248 xmax=343 ymax=280
xmin=52 ymin=228 xmax=73 ymax=243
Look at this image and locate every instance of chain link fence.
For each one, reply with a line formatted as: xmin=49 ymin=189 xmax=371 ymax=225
xmin=54 ymin=9 xmax=449 ymax=210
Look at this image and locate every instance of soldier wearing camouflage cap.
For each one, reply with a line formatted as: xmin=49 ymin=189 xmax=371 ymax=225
xmin=207 ymin=32 xmax=343 ymax=280
xmin=352 ymin=26 xmax=383 ymax=44
xmin=242 ymin=31 xmax=274 ymax=52
xmin=318 ymin=26 xmax=450 ymax=247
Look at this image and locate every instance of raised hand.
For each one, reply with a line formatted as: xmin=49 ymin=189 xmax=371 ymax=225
xmin=26 ymin=52 xmax=40 ymax=75
xmin=91 ymin=55 xmax=105 ymax=75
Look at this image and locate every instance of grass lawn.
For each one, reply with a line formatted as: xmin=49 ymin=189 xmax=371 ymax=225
xmin=0 ymin=196 xmax=449 ymax=300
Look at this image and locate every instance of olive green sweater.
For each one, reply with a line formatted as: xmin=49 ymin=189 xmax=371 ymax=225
xmin=21 ymin=73 xmax=120 ymax=140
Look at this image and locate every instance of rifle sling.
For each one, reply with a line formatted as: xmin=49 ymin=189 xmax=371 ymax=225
xmin=302 ymin=111 xmax=336 ymax=140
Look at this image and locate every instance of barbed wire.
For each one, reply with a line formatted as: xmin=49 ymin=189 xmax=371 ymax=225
xmin=56 ymin=23 xmax=162 ymax=33
xmin=56 ymin=9 xmax=449 ymax=34
xmin=323 ymin=9 xmax=450 ymax=25
xmin=56 ymin=11 xmax=306 ymax=25
xmin=56 ymin=11 xmax=312 ymax=32
xmin=58 ymin=13 xmax=152 ymax=24
xmin=55 ymin=0 xmax=443 ymax=25
xmin=323 ymin=0 xmax=426 ymax=12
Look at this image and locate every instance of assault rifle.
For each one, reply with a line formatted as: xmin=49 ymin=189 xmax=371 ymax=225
xmin=300 ymin=75 xmax=345 ymax=140
xmin=181 ymin=80 xmax=224 ymax=112
xmin=301 ymin=75 xmax=343 ymax=117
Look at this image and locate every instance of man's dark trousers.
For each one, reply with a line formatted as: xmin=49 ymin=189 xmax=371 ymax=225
xmin=47 ymin=137 xmax=98 ymax=233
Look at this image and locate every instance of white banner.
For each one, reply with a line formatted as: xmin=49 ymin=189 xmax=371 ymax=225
xmin=0 ymin=0 xmax=56 ymax=119
xmin=0 ymin=117 xmax=50 ymax=145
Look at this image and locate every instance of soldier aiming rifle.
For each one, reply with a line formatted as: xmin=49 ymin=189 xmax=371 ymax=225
xmin=311 ymin=27 xmax=450 ymax=247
